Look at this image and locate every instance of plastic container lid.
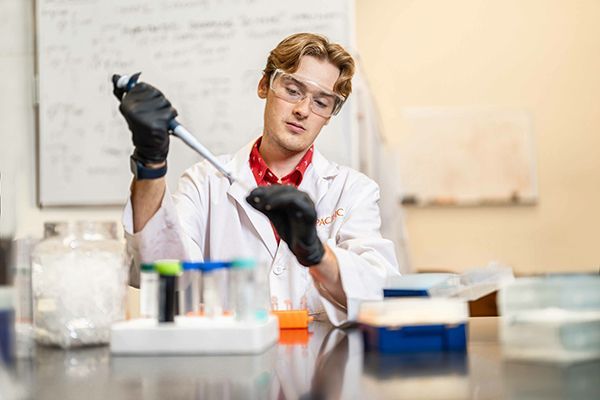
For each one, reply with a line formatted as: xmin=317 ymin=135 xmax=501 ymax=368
xmin=231 ymin=258 xmax=256 ymax=269
xmin=154 ymin=260 xmax=182 ymax=276
xmin=499 ymin=274 xmax=600 ymax=314
xmin=140 ymin=263 xmax=155 ymax=272
xmin=198 ymin=261 xmax=231 ymax=272
xmin=181 ymin=261 xmax=202 ymax=271
xmin=357 ymin=298 xmax=469 ymax=327
xmin=384 ymin=273 xmax=457 ymax=297
xmin=384 ymin=263 xmax=514 ymax=301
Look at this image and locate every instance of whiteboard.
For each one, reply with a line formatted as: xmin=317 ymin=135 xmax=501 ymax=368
xmin=398 ymin=107 xmax=538 ymax=206
xmin=35 ymin=0 xmax=355 ymax=206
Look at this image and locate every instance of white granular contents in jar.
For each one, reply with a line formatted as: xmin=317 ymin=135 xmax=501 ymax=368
xmin=33 ymin=249 xmax=127 ymax=348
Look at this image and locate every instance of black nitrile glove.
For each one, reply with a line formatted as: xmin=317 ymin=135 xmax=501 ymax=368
xmin=247 ymin=185 xmax=324 ymax=266
xmin=117 ymin=81 xmax=177 ymax=164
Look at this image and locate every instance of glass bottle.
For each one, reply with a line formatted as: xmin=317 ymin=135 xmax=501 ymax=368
xmin=31 ymin=221 xmax=129 ymax=348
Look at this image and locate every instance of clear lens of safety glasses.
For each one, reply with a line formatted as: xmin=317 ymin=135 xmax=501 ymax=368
xmin=269 ymin=69 xmax=346 ymax=117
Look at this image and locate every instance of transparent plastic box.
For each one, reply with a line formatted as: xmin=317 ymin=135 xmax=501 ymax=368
xmin=498 ymin=274 xmax=600 ymax=363
xmin=384 ymin=262 xmax=514 ymax=301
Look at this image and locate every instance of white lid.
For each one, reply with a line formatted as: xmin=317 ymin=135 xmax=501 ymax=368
xmin=499 ymin=275 xmax=600 ymax=314
xmin=357 ymin=298 xmax=468 ymax=327
xmin=385 ymin=273 xmax=458 ymax=291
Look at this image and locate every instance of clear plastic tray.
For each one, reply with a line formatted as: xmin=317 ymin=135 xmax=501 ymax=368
xmin=499 ymin=274 xmax=600 ymax=363
xmin=384 ymin=262 xmax=514 ymax=301
xmin=499 ymin=274 xmax=600 ymax=313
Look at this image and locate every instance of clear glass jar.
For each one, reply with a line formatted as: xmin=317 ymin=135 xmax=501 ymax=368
xmin=31 ymin=221 xmax=129 ymax=348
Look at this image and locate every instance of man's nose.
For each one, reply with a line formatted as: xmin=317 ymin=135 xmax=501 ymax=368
xmin=293 ymin=96 xmax=311 ymax=118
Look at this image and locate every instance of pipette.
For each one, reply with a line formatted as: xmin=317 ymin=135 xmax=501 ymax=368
xmin=113 ymin=73 xmax=247 ymax=189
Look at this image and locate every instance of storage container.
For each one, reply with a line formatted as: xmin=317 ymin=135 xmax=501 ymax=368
xmin=499 ymin=274 xmax=600 ymax=363
xmin=31 ymin=221 xmax=128 ymax=348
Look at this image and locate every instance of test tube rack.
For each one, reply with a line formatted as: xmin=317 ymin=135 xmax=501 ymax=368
xmin=110 ymin=315 xmax=279 ymax=355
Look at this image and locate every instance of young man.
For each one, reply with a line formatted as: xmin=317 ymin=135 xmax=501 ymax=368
xmin=117 ymin=33 xmax=399 ymax=325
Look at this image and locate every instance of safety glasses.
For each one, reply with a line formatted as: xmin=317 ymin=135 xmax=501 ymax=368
xmin=269 ymin=69 xmax=346 ymax=118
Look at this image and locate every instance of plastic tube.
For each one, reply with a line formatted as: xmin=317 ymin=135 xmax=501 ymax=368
xmin=199 ymin=262 xmax=230 ymax=318
xmin=155 ymin=260 xmax=181 ymax=323
xmin=140 ymin=263 xmax=158 ymax=319
xmin=13 ymin=237 xmax=37 ymax=358
xmin=231 ymin=259 xmax=256 ymax=322
xmin=179 ymin=262 xmax=201 ymax=316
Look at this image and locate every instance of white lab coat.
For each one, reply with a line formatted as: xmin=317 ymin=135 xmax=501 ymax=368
xmin=123 ymin=140 xmax=400 ymax=326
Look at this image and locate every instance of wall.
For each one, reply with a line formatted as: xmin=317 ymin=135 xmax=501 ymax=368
xmin=356 ymin=0 xmax=600 ymax=273
xmin=2 ymin=0 xmax=599 ymax=274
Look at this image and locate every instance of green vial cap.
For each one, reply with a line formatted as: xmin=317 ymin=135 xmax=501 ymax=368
xmin=231 ymin=258 xmax=256 ymax=270
xmin=140 ymin=263 xmax=155 ymax=272
xmin=154 ymin=260 xmax=182 ymax=276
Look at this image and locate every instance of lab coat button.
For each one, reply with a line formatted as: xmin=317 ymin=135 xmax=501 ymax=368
xmin=273 ymin=265 xmax=285 ymax=275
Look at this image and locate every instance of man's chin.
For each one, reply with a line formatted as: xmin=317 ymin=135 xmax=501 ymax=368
xmin=278 ymin=135 xmax=313 ymax=153
xmin=283 ymin=141 xmax=312 ymax=154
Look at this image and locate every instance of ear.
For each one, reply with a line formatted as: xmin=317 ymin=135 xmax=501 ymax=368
xmin=257 ymin=75 xmax=268 ymax=99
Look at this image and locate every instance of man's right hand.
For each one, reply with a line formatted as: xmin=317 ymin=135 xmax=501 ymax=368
xmin=118 ymin=82 xmax=178 ymax=165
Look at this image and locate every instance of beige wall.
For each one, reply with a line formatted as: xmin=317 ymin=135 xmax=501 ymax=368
xmin=356 ymin=0 xmax=600 ymax=274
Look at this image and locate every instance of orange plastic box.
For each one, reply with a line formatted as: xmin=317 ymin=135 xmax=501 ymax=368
xmin=272 ymin=310 xmax=314 ymax=329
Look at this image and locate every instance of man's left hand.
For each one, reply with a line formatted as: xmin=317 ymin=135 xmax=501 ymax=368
xmin=247 ymin=185 xmax=324 ymax=266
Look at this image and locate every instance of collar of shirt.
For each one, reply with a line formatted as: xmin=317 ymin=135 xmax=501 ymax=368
xmin=249 ymin=137 xmax=314 ymax=188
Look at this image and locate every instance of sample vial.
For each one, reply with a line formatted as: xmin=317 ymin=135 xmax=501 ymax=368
xmin=179 ymin=262 xmax=201 ymax=316
xmin=231 ymin=258 xmax=256 ymax=322
xmin=253 ymin=257 xmax=272 ymax=320
xmin=12 ymin=237 xmax=38 ymax=358
xmin=155 ymin=260 xmax=181 ymax=323
xmin=140 ymin=263 xmax=158 ymax=319
xmin=199 ymin=261 xmax=230 ymax=318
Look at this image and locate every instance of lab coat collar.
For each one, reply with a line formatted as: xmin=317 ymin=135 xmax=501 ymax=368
xmin=299 ymin=147 xmax=340 ymax=210
xmin=310 ymin=148 xmax=340 ymax=180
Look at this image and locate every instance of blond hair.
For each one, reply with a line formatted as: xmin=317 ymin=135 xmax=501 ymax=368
xmin=263 ymin=33 xmax=355 ymax=98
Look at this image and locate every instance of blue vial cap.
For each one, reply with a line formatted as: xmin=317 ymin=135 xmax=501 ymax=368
xmin=181 ymin=261 xmax=202 ymax=271
xmin=198 ymin=261 xmax=231 ymax=272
